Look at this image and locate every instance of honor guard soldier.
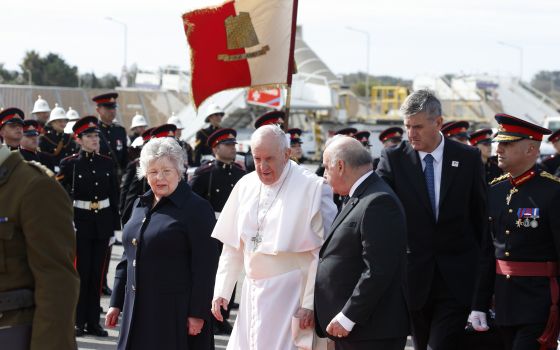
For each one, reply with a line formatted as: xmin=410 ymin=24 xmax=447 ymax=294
xmin=30 ymin=95 xmax=51 ymax=130
xmin=193 ymin=103 xmax=224 ymax=166
xmin=189 ymin=127 xmax=245 ymax=335
xmin=0 ymin=108 xmax=24 ymax=150
xmin=542 ymin=129 xmax=560 ymax=175
xmin=19 ymin=120 xmax=55 ymax=171
xmin=254 ymin=110 xmax=286 ymax=130
xmin=93 ymin=92 xmax=128 ymax=178
xmin=316 ymin=127 xmax=358 ymax=177
xmin=287 ymin=128 xmax=306 ymax=164
xmin=470 ymin=114 xmax=560 ymax=350
xmin=39 ymin=104 xmax=78 ymax=167
xmin=168 ymin=112 xmax=195 ymax=166
xmin=470 ymin=128 xmax=502 ymax=183
xmin=64 ymin=107 xmax=80 ymax=134
xmin=354 ymin=130 xmax=371 ymax=148
xmin=128 ymin=112 xmax=148 ymax=144
xmin=57 ymin=116 xmax=120 ymax=338
xmin=374 ymin=126 xmax=404 ymax=169
xmin=0 ymin=143 xmax=79 ymax=350
xmin=442 ymin=120 xmax=470 ymax=144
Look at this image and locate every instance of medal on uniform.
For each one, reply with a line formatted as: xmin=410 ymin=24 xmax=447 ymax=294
xmin=523 ymin=218 xmax=530 ymax=227
xmin=116 ymin=139 xmax=123 ymax=151
xmin=517 ymin=208 xmax=540 ymax=229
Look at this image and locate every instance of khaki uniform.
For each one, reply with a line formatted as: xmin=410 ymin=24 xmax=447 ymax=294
xmin=0 ymin=149 xmax=79 ymax=350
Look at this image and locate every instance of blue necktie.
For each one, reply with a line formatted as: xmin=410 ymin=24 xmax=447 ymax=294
xmin=424 ymin=154 xmax=436 ymax=218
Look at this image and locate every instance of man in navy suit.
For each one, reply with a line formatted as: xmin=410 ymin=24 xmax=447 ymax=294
xmin=376 ymin=90 xmax=487 ymax=349
xmin=315 ymin=136 xmax=409 ymax=350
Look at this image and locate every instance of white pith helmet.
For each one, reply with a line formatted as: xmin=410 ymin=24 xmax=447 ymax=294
xmin=167 ymin=112 xmax=183 ymax=130
xmin=32 ymin=95 xmax=51 ymax=114
xmin=66 ymin=107 xmax=80 ymax=121
xmin=130 ymin=112 xmax=148 ymax=129
xmin=47 ymin=104 xmax=68 ymax=124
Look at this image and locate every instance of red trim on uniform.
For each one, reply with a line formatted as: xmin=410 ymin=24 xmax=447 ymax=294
xmin=501 ymin=124 xmax=544 ymax=141
xmin=94 ymin=97 xmax=113 ymax=104
xmin=0 ymin=114 xmax=23 ymax=127
xmin=74 ymin=123 xmax=96 ymax=135
xmin=142 ymin=134 xmax=152 ymax=142
xmin=550 ymin=134 xmax=560 ymax=143
xmin=261 ymin=118 xmax=282 ymax=127
xmin=444 ymin=127 xmax=467 ymax=137
xmin=153 ymin=130 xmax=175 ymax=138
xmin=381 ymin=132 xmax=401 ymax=142
xmin=509 ymin=168 xmax=536 ymax=187
xmin=211 ymin=134 xmax=234 ymax=147
xmin=469 ymin=134 xmax=491 ymax=146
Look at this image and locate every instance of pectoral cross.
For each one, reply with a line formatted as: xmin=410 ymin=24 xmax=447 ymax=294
xmin=251 ymin=231 xmax=262 ymax=252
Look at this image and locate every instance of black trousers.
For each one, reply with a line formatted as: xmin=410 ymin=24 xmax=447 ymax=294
xmin=410 ymin=269 xmax=470 ymax=350
xmin=335 ymin=337 xmax=407 ymax=350
xmin=75 ymin=235 xmax=109 ymax=327
xmin=499 ymin=323 xmax=553 ymax=350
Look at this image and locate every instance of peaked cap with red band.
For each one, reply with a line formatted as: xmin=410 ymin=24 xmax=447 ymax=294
xmin=548 ymin=129 xmax=560 ymax=144
xmin=0 ymin=107 xmax=24 ymax=129
xmin=73 ymin=116 xmax=99 ymax=136
xmin=469 ymin=128 xmax=493 ymax=146
xmin=493 ymin=113 xmax=551 ymax=142
xmin=208 ymin=128 xmax=237 ymax=148
xmin=142 ymin=128 xmax=155 ymax=142
xmin=442 ymin=120 xmax=470 ymax=138
xmin=254 ymin=111 xmax=285 ymax=129
xmin=287 ymin=128 xmax=303 ymax=145
xmin=379 ymin=127 xmax=403 ymax=142
xmin=23 ymin=120 xmax=40 ymax=136
xmin=354 ymin=130 xmax=371 ymax=146
xmin=151 ymin=124 xmax=177 ymax=139
xmin=92 ymin=92 xmax=118 ymax=108
xmin=335 ymin=127 xmax=358 ymax=137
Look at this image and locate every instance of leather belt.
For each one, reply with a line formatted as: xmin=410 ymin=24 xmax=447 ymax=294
xmin=0 ymin=289 xmax=34 ymax=313
xmin=496 ymin=260 xmax=559 ymax=350
xmin=73 ymin=198 xmax=110 ymax=210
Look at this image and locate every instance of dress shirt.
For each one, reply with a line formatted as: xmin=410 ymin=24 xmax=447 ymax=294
xmin=417 ymin=133 xmax=445 ymax=219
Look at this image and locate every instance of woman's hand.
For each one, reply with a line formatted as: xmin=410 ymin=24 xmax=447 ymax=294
xmin=211 ymin=297 xmax=229 ymax=321
xmin=105 ymin=307 xmax=121 ymax=328
xmin=187 ymin=317 xmax=204 ymax=336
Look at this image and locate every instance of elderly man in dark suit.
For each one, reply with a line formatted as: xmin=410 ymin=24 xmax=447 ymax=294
xmin=376 ymin=90 xmax=487 ymax=349
xmin=315 ymin=136 xmax=409 ymax=350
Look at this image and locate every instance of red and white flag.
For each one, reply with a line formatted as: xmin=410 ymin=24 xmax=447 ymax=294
xmin=183 ymin=0 xmax=298 ymax=108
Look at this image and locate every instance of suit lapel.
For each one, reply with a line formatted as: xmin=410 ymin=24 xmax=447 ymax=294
xmin=401 ymin=143 xmax=433 ymax=216
xmin=439 ymin=141 xmax=459 ymax=208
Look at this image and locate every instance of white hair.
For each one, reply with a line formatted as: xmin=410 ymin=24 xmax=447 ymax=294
xmin=325 ymin=135 xmax=372 ymax=168
xmin=250 ymin=124 xmax=289 ymax=151
xmin=138 ymin=137 xmax=185 ymax=179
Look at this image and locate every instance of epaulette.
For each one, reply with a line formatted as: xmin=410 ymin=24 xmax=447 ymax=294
xmin=489 ymin=173 xmax=509 ymax=185
xmin=194 ymin=161 xmax=214 ymax=175
xmin=60 ymin=153 xmax=79 ymax=162
xmin=98 ymin=153 xmax=113 ymax=161
xmin=233 ymin=162 xmax=244 ymax=170
xmin=27 ymin=160 xmax=55 ymax=178
xmin=540 ymin=171 xmax=560 ymax=184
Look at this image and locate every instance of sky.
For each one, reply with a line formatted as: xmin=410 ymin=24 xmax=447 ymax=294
xmin=3 ymin=0 xmax=560 ymax=82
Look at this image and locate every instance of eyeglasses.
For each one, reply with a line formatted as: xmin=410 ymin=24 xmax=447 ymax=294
xmin=146 ymin=168 xmax=176 ymax=179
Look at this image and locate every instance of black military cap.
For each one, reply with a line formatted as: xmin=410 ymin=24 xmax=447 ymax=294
xmin=23 ymin=120 xmax=40 ymax=137
xmin=354 ymin=130 xmax=371 ymax=147
xmin=286 ymin=128 xmax=303 ymax=145
xmin=92 ymin=92 xmax=119 ymax=108
xmin=335 ymin=127 xmax=358 ymax=137
xmin=469 ymin=128 xmax=493 ymax=146
xmin=73 ymin=116 xmax=99 ymax=136
xmin=208 ymin=128 xmax=237 ymax=148
xmin=254 ymin=111 xmax=285 ymax=129
xmin=142 ymin=127 xmax=155 ymax=142
xmin=549 ymin=129 xmax=560 ymax=144
xmin=151 ymin=124 xmax=177 ymax=139
xmin=441 ymin=121 xmax=470 ymax=139
xmin=493 ymin=113 xmax=551 ymax=142
xmin=379 ymin=127 xmax=403 ymax=142
xmin=0 ymin=107 xmax=24 ymax=129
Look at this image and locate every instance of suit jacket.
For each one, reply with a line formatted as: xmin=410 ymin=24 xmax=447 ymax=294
xmin=376 ymin=139 xmax=487 ymax=309
xmin=314 ymin=172 xmax=409 ymax=341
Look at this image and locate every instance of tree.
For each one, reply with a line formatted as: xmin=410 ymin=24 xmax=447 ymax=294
xmin=79 ymin=72 xmax=120 ymax=89
xmin=20 ymin=51 xmax=79 ymax=87
xmin=531 ymin=71 xmax=560 ymax=104
xmin=0 ymin=63 xmax=20 ymax=84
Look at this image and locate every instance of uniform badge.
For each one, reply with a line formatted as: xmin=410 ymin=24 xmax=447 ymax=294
xmin=116 ymin=139 xmax=123 ymax=151
xmin=516 ymin=208 xmax=539 ymax=228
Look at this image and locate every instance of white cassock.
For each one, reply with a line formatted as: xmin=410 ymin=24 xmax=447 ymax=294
xmin=212 ymin=160 xmax=337 ymax=350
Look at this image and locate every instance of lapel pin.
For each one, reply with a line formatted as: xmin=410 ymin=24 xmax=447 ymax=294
xmin=452 ymin=161 xmax=459 ymax=167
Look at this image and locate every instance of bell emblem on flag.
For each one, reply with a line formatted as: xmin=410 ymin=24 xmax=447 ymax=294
xmin=219 ymin=12 xmax=270 ymax=62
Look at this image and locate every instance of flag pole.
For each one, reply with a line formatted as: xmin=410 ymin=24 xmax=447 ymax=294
xmin=283 ymin=0 xmax=299 ymax=131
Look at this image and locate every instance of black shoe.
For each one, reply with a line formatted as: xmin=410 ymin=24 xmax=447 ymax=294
xmin=230 ymin=302 xmax=239 ymax=310
xmin=102 ymin=286 xmax=112 ymax=296
xmin=214 ymin=320 xmax=233 ymax=335
xmin=75 ymin=325 xmax=85 ymax=337
xmin=86 ymin=324 xmax=109 ymax=337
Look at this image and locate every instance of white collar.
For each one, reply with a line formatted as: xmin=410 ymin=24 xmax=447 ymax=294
xmin=418 ymin=132 xmax=445 ymax=163
xmin=349 ymin=170 xmax=373 ymax=197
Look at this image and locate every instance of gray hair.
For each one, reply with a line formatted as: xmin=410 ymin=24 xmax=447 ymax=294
xmin=400 ymin=89 xmax=442 ymax=120
xmin=138 ymin=137 xmax=185 ymax=179
xmin=250 ymin=124 xmax=289 ymax=151
xmin=325 ymin=135 xmax=372 ymax=168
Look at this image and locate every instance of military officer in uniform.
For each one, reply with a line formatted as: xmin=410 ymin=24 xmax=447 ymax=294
xmin=253 ymin=110 xmax=286 ymax=130
xmin=57 ymin=116 xmax=120 ymax=337
xmin=39 ymin=104 xmax=77 ymax=167
xmin=0 ymin=143 xmax=79 ymax=350
xmin=0 ymin=108 xmax=24 ymax=150
xmin=193 ymin=103 xmax=224 ymax=166
xmin=541 ymin=129 xmax=560 ymax=175
xmin=373 ymin=127 xmax=404 ymax=169
xmin=470 ymin=114 xmax=560 ymax=350
xmin=189 ymin=128 xmax=245 ymax=335
xmin=470 ymin=128 xmax=502 ymax=183
xmin=286 ymin=128 xmax=306 ymax=164
xmin=442 ymin=120 xmax=471 ymax=145
xmin=316 ymin=126 xmax=358 ymax=178
xmin=128 ymin=112 xmax=148 ymax=144
xmin=19 ymin=120 xmax=55 ymax=171
xmin=354 ymin=130 xmax=371 ymax=148
xmin=93 ymin=92 xmax=128 ymax=177
xmin=30 ymin=95 xmax=51 ymax=130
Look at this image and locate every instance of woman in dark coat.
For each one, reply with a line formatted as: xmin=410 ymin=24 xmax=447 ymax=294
xmin=105 ymin=137 xmax=219 ymax=350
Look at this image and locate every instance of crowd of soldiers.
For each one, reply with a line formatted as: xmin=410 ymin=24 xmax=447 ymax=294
xmin=2 ymin=88 xmax=560 ymax=350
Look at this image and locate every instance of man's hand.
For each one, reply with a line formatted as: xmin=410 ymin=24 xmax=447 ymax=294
xmin=326 ymin=319 xmax=349 ymax=338
xmin=294 ymin=307 xmax=314 ymax=329
xmin=211 ymin=297 xmax=229 ymax=322
xmin=187 ymin=317 xmax=205 ymax=336
xmin=468 ymin=311 xmax=489 ymax=332
xmin=105 ymin=307 xmax=121 ymax=328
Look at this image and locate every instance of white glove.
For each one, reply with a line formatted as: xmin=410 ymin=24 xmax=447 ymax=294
xmin=468 ymin=311 xmax=489 ymax=332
